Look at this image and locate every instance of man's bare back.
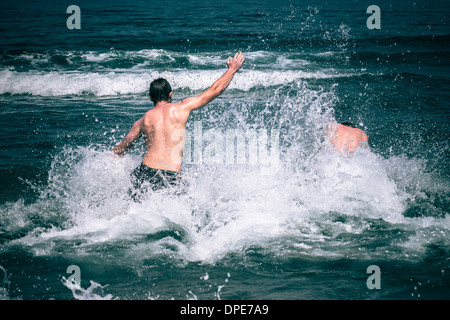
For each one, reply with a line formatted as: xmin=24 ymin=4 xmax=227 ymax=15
xmin=113 ymin=52 xmax=245 ymax=176
xmin=131 ymin=100 xmax=190 ymax=172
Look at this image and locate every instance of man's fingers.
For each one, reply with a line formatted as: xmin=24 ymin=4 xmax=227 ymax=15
xmin=233 ymin=52 xmax=244 ymax=62
xmin=236 ymin=53 xmax=244 ymax=65
xmin=238 ymin=52 xmax=244 ymax=60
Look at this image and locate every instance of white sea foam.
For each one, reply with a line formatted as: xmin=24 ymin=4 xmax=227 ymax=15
xmin=11 ymin=142 xmax=447 ymax=264
xmin=2 ymin=81 xmax=447 ymax=265
xmin=0 ymin=68 xmax=357 ymax=97
xmin=11 ymin=49 xmax=314 ymax=68
xmin=0 ymin=49 xmax=360 ymax=97
xmin=0 ymin=266 xmax=10 ymax=300
xmin=61 ymin=277 xmax=116 ymax=300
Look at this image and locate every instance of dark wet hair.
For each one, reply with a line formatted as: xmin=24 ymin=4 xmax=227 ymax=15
xmin=149 ymin=78 xmax=172 ymax=104
xmin=341 ymin=122 xmax=357 ymax=128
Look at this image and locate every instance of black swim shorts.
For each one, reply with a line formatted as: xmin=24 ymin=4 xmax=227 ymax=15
xmin=130 ymin=163 xmax=181 ymax=201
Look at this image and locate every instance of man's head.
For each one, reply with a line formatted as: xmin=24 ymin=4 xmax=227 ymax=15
xmin=149 ymin=78 xmax=172 ymax=104
xmin=340 ymin=122 xmax=357 ymax=128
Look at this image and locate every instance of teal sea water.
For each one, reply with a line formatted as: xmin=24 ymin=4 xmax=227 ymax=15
xmin=0 ymin=0 xmax=449 ymax=300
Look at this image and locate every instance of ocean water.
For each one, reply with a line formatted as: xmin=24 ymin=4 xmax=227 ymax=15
xmin=0 ymin=0 xmax=449 ymax=301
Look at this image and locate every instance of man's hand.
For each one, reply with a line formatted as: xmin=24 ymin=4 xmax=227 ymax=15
xmin=179 ymin=51 xmax=244 ymax=113
xmin=227 ymin=52 xmax=245 ymax=73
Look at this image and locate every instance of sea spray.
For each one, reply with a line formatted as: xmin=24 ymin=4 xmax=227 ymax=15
xmin=0 ymin=266 xmax=10 ymax=300
xmin=4 ymin=79 xmax=447 ymax=269
xmin=62 ymin=276 xmax=116 ymax=300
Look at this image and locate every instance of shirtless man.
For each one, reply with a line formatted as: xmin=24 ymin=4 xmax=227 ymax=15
xmin=328 ymin=121 xmax=369 ymax=155
xmin=112 ymin=52 xmax=245 ymax=197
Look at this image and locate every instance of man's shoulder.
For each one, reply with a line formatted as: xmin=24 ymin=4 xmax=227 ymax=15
xmin=141 ymin=109 xmax=158 ymax=124
xmin=360 ymin=130 xmax=368 ymax=141
xmin=144 ymin=103 xmax=189 ymax=123
xmin=144 ymin=106 xmax=163 ymax=117
xmin=169 ymin=101 xmax=191 ymax=120
xmin=142 ymin=109 xmax=153 ymax=119
xmin=353 ymin=128 xmax=368 ymax=141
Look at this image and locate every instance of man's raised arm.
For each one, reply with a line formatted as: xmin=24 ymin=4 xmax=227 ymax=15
xmin=179 ymin=52 xmax=245 ymax=112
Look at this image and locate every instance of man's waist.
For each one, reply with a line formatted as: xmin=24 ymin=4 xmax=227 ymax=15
xmin=142 ymin=158 xmax=181 ymax=173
